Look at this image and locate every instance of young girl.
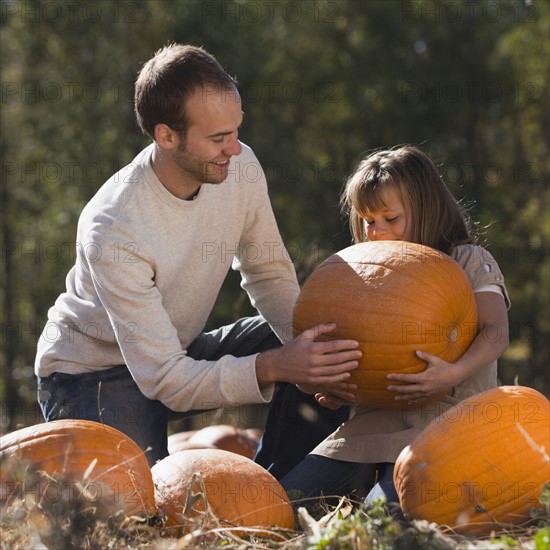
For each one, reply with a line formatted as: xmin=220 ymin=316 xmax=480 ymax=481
xmin=280 ymin=145 xmax=510 ymax=508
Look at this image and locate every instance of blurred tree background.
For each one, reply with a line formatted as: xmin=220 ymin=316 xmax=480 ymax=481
xmin=1 ymin=0 xmax=548 ymax=432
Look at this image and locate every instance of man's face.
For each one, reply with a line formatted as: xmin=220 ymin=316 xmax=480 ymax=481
xmin=174 ymin=86 xmax=243 ymax=187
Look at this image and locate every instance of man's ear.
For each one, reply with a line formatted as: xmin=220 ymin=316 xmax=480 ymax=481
xmin=154 ymin=123 xmax=178 ymax=149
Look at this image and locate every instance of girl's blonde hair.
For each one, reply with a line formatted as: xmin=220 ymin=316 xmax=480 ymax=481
xmin=341 ymin=146 xmax=475 ymax=254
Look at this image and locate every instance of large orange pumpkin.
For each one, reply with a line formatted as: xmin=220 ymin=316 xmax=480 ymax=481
xmin=292 ymin=241 xmax=478 ymax=408
xmin=0 ymin=419 xmax=156 ymax=518
xmin=168 ymin=425 xmax=261 ymax=459
xmin=152 ymin=448 xmax=295 ymax=538
xmin=394 ymin=386 xmax=550 ymax=536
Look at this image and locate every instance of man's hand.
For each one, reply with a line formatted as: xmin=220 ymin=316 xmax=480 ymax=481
xmin=255 ymin=323 xmax=361 ymax=387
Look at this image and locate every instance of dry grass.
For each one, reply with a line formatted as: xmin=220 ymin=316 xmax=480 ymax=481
xmin=1 ymin=487 xmax=548 ymax=550
xmin=1 ymin=460 xmax=548 ymax=550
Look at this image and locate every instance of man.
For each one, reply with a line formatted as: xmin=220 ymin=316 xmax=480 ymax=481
xmin=35 ymin=44 xmax=358 ymax=467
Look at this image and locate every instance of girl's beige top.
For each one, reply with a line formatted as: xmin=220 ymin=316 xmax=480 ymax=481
xmin=311 ymin=244 xmax=510 ymax=463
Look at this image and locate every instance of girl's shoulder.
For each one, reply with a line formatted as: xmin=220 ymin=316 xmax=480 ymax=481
xmin=451 ymin=244 xmax=510 ymax=308
xmin=450 ymin=243 xmax=500 ymax=267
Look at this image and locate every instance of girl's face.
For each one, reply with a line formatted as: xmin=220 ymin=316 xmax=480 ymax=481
xmin=363 ymin=187 xmax=410 ymax=242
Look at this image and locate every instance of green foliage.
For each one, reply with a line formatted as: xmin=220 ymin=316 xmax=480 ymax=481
xmin=1 ymin=0 xmax=549 ymax=429
xmin=541 ymin=482 xmax=550 ymax=510
xmin=534 ymin=527 xmax=550 ymax=550
xmin=303 ymin=498 xmax=550 ymax=550
xmin=307 ymin=500 xmax=408 ymax=550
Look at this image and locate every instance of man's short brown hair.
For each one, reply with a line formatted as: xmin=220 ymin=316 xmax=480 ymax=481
xmin=134 ymin=44 xmax=237 ymax=140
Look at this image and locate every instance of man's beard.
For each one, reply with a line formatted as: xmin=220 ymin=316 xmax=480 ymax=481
xmin=174 ymin=141 xmax=229 ymax=185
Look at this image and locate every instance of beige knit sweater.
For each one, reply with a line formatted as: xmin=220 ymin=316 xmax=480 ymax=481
xmin=35 ymin=143 xmax=300 ymax=412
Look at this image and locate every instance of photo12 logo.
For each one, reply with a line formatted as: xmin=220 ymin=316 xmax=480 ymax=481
xmin=399 ymin=479 xmax=541 ymax=506
xmin=201 ymin=1 xmax=339 ymax=24
xmin=1 ymin=1 xmax=142 ymax=24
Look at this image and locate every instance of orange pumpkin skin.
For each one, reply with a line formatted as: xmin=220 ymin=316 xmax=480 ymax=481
xmin=292 ymin=241 xmax=478 ymax=408
xmin=152 ymin=449 xmax=295 ymax=537
xmin=394 ymin=386 xmax=550 ymax=536
xmin=168 ymin=425 xmax=261 ymax=459
xmin=0 ymin=419 xmax=156 ymax=518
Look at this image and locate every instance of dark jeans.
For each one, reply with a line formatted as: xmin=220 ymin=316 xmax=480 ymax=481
xmin=280 ymin=455 xmax=399 ymax=509
xmin=254 ymin=383 xmax=350 ymax=479
xmin=38 ymin=365 xmax=169 ymax=466
xmin=37 ymin=315 xmax=349 ymax=472
xmin=38 ymin=316 xmax=280 ymax=466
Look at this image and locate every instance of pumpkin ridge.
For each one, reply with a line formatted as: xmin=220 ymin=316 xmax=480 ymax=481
xmin=0 ymin=419 xmax=156 ymax=517
xmin=152 ymin=449 xmax=295 ymax=538
xmin=293 ymin=242 xmax=477 ymax=408
xmin=394 ymin=386 xmax=550 ymax=535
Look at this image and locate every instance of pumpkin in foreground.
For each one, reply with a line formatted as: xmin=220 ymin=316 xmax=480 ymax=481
xmin=393 ymin=385 xmax=550 ymax=536
xmin=167 ymin=424 xmax=261 ymax=459
xmin=0 ymin=419 xmax=156 ymax=518
xmin=152 ymin=448 xmax=295 ymax=538
xmin=293 ymin=241 xmax=478 ymax=408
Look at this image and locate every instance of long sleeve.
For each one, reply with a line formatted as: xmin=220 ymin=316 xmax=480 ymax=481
xmin=231 ymin=157 xmax=300 ymax=344
xmin=35 ymin=143 xmax=299 ymax=411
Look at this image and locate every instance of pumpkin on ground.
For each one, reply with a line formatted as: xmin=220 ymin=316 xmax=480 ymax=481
xmin=0 ymin=419 xmax=156 ymax=518
xmin=167 ymin=424 xmax=261 ymax=459
xmin=393 ymin=385 xmax=550 ymax=536
xmin=293 ymin=241 xmax=478 ymax=408
xmin=152 ymin=448 xmax=295 ymax=538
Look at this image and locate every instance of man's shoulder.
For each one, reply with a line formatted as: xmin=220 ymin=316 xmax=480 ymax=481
xmin=238 ymin=141 xmax=253 ymax=155
xmin=86 ymin=146 xmax=152 ymax=206
xmin=229 ymin=142 xmax=267 ymax=187
xmin=78 ymin=146 xmax=153 ymax=232
xmin=235 ymin=141 xmax=258 ymax=164
xmin=105 ymin=144 xmax=152 ymax=193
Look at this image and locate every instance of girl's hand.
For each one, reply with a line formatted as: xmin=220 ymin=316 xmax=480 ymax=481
xmin=386 ymin=350 xmax=459 ymax=404
xmin=386 ymin=291 xmax=509 ymax=406
xmin=299 ymin=381 xmax=357 ymax=400
xmin=300 ymin=380 xmax=357 ymax=410
xmin=315 ymin=392 xmax=351 ymax=410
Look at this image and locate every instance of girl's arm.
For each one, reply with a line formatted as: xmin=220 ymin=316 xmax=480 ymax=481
xmin=386 ymin=291 xmax=509 ymax=404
